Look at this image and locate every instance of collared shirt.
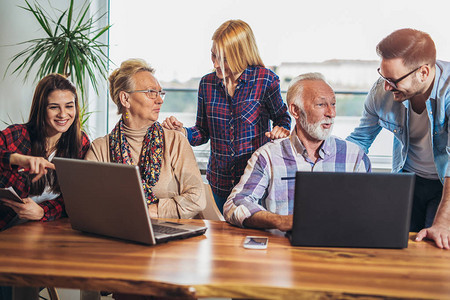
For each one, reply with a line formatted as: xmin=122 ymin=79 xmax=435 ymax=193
xmin=0 ymin=124 xmax=90 ymax=230
xmin=224 ymin=129 xmax=371 ymax=227
xmin=347 ymin=60 xmax=450 ymax=183
xmin=186 ymin=66 xmax=291 ymax=197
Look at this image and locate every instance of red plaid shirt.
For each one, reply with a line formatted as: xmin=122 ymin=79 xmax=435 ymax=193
xmin=186 ymin=66 xmax=291 ymax=197
xmin=0 ymin=124 xmax=90 ymax=230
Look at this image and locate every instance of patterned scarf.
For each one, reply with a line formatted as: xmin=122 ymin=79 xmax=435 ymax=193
xmin=109 ymin=119 xmax=164 ymax=204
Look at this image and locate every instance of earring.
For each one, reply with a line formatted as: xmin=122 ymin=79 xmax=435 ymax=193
xmin=125 ymin=111 xmax=129 ymax=119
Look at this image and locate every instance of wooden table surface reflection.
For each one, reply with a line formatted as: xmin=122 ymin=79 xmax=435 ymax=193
xmin=0 ymin=218 xmax=449 ymax=299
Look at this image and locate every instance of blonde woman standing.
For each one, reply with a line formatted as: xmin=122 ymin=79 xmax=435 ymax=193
xmin=163 ymin=20 xmax=291 ymax=212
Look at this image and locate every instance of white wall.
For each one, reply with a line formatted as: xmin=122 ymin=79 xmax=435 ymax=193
xmin=0 ymin=0 xmax=36 ymax=127
xmin=0 ymin=0 xmax=110 ymax=139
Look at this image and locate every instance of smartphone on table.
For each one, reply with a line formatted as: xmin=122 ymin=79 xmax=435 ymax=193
xmin=243 ymin=236 xmax=268 ymax=249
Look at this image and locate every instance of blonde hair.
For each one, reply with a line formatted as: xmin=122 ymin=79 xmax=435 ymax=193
xmin=108 ymin=58 xmax=155 ymax=114
xmin=212 ymin=19 xmax=264 ymax=77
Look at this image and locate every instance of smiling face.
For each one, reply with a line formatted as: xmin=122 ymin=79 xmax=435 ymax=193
xmin=45 ymin=89 xmax=76 ymax=139
xmin=122 ymin=71 xmax=164 ymax=129
xmin=379 ymin=58 xmax=424 ymax=102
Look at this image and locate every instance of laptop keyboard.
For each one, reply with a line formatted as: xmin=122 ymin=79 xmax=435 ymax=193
xmin=152 ymin=224 xmax=189 ymax=235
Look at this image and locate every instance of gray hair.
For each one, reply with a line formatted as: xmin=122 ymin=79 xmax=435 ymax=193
xmin=286 ymin=72 xmax=327 ymax=108
xmin=108 ymin=58 xmax=155 ymax=114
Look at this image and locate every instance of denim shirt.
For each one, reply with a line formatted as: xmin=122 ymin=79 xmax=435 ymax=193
xmin=347 ymin=60 xmax=450 ymax=183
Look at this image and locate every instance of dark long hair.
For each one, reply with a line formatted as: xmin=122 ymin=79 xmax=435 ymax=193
xmin=25 ymin=74 xmax=82 ymax=195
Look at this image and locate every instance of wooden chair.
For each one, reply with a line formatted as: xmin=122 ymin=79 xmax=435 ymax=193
xmin=197 ymin=183 xmax=225 ymax=221
xmin=12 ymin=287 xmax=59 ymax=300
xmin=46 ymin=287 xmax=60 ymax=300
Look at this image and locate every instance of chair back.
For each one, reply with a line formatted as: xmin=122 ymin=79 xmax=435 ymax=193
xmin=197 ymin=183 xmax=225 ymax=221
xmin=46 ymin=287 xmax=60 ymax=300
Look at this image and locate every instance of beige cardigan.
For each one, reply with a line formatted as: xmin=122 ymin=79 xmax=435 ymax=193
xmin=85 ymin=126 xmax=205 ymax=219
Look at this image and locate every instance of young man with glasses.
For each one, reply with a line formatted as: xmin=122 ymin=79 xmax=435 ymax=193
xmin=347 ymin=28 xmax=450 ymax=249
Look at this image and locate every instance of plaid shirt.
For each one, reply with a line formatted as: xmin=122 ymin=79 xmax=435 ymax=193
xmin=186 ymin=66 xmax=291 ymax=197
xmin=224 ymin=129 xmax=371 ymax=227
xmin=0 ymin=124 xmax=90 ymax=230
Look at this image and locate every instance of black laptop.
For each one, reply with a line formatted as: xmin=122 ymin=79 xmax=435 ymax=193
xmin=53 ymin=157 xmax=207 ymax=245
xmin=289 ymin=171 xmax=415 ymax=248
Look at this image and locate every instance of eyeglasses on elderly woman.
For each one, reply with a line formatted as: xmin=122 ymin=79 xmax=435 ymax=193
xmin=126 ymin=89 xmax=166 ymax=100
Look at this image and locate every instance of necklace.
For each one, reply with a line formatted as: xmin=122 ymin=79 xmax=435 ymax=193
xmin=46 ymin=141 xmax=57 ymax=157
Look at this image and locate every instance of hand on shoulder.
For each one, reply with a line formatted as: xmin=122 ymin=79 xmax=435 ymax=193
xmin=161 ymin=116 xmax=184 ymax=133
xmin=265 ymin=126 xmax=290 ymax=140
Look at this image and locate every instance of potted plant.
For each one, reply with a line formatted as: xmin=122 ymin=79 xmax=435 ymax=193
xmin=5 ymin=0 xmax=111 ymax=129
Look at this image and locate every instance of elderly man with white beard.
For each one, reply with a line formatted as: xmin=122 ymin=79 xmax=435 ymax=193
xmin=223 ymin=73 xmax=371 ymax=231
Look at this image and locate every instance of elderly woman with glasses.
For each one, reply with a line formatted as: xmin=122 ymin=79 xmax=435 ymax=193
xmin=85 ymin=59 xmax=205 ymax=219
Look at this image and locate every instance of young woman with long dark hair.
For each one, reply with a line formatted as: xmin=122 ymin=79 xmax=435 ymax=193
xmin=0 ymin=73 xmax=90 ymax=230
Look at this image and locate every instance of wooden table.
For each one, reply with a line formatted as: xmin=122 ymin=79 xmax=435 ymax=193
xmin=0 ymin=219 xmax=449 ymax=299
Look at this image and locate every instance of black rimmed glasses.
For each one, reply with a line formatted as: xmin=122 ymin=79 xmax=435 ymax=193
xmin=377 ymin=65 xmax=424 ymax=89
xmin=126 ymin=89 xmax=166 ymax=100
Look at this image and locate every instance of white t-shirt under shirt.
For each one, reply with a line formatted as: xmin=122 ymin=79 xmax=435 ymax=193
xmin=8 ymin=152 xmax=60 ymax=227
xmin=403 ymin=106 xmax=439 ymax=180
xmin=30 ymin=151 xmax=60 ymax=204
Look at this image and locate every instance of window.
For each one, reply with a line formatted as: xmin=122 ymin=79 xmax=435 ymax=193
xmin=109 ymin=0 xmax=449 ymax=171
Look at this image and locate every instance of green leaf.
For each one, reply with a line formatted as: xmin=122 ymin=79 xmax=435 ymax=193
xmin=5 ymin=0 xmax=112 ymax=131
xmin=91 ymin=24 xmax=112 ymax=42
xmin=22 ymin=1 xmax=53 ymax=37
xmin=75 ymin=1 xmax=91 ymax=32
xmin=66 ymin=0 xmax=74 ymax=31
xmin=54 ymin=9 xmax=67 ymax=37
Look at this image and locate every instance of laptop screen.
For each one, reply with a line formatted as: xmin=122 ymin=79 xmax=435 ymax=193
xmin=290 ymin=171 xmax=415 ymax=248
xmin=53 ymin=158 xmax=207 ymax=245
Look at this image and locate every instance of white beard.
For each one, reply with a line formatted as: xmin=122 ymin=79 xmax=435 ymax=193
xmin=299 ymin=113 xmax=334 ymax=140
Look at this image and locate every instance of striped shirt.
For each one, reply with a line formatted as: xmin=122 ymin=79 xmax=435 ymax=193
xmin=186 ymin=66 xmax=291 ymax=198
xmin=224 ymin=128 xmax=371 ymax=227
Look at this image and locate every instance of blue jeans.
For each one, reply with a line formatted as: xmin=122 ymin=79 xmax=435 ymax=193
xmin=212 ymin=191 xmax=228 ymax=214
xmin=409 ymin=174 xmax=443 ymax=232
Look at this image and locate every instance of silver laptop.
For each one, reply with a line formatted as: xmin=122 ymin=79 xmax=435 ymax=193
xmin=290 ymin=171 xmax=415 ymax=248
xmin=53 ymin=157 xmax=207 ymax=245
